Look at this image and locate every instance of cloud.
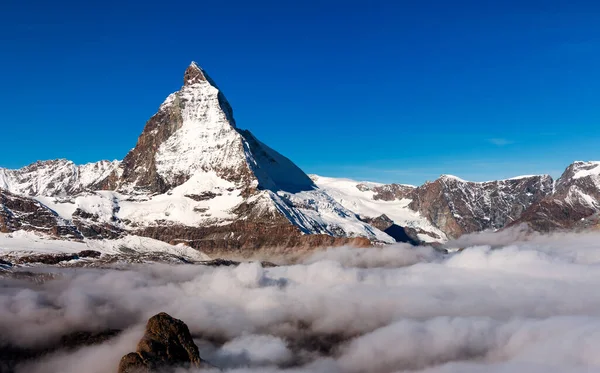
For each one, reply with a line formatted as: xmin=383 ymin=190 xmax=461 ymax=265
xmin=487 ymin=138 xmax=514 ymax=146
xmin=4 ymin=231 xmax=600 ymax=372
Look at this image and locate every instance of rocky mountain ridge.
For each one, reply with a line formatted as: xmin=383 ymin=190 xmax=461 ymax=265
xmin=0 ymin=63 xmax=598 ymax=257
xmin=313 ymin=161 xmax=600 ymax=241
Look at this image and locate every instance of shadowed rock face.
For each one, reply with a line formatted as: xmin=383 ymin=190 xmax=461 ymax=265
xmin=0 ymin=189 xmax=82 ymax=238
xmin=118 ymin=312 xmax=208 ymax=373
xmin=136 ymin=220 xmax=372 ymax=257
xmin=358 ymin=214 xmax=421 ymax=245
xmin=118 ymin=101 xmax=184 ymax=195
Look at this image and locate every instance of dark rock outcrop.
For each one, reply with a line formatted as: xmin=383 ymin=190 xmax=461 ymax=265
xmin=136 ymin=220 xmax=372 ymax=256
xmin=183 ymin=61 xmax=208 ymax=85
xmin=72 ymin=208 xmax=123 ymax=239
xmin=118 ymin=312 xmax=208 ymax=373
xmin=0 ymin=189 xmax=82 ymax=238
xmin=356 ymin=183 xmax=415 ymax=201
xmin=358 ymin=214 xmax=420 ymax=245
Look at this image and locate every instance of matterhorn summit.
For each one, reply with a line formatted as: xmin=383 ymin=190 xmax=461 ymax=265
xmin=0 ymin=62 xmax=393 ymax=256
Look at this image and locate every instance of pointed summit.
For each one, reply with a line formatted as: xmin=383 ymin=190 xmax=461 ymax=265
xmin=184 ymin=61 xmax=208 ymax=85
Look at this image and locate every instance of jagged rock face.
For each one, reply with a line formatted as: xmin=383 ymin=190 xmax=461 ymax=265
xmin=512 ymin=162 xmax=600 ymax=231
xmin=118 ymin=312 xmax=207 ymax=373
xmin=554 ymin=161 xmax=600 ymax=201
xmin=409 ymin=175 xmax=554 ymax=238
xmin=357 ymin=183 xmax=415 ymax=201
xmin=119 ymin=100 xmax=185 ymax=194
xmin=0 ymin=159 xmax=120 ymax=197
xmin=0 ymin=189 xmax=81 ymax=238
xmin=72 ymin=208 xmax=123 ymax=239
xmin=136 ymin=219 xmax=372 ymax=256
xmin=311 ymin=175 xmax=446 ymax=243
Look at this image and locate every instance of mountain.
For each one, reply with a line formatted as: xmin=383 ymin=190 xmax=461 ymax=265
xmin=0 ymin=62 xmax=393 ymax=258
xmin=312 ymin=173 xmax=556 ymax=241
xmin=511 ymin=161 xmax=600 ymax=231
xmin=313 ymin=163 xmax=600 ymax=241
xmin=409 ymin=174 xmax=554 ymax=238
xmin=1 ymin=63 xmax=599 ymax=261
xmin=0 ymin=159 xmax=120 ymax=196
xmin=310 ymin=175 xmax=446 ymax=243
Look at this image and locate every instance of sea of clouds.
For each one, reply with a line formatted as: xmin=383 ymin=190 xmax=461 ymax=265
xmin=3 ymin=227 xmax=600 ymax=373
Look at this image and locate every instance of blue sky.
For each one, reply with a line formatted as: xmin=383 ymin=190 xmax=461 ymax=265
xmin=1 ymin=0 xmax=599 ymax=185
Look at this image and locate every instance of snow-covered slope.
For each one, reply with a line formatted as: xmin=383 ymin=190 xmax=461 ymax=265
xmin=312 ymin=172 xmax=559 ymax=241
xmin=0 ymin=230 xmax=210 ymax=265
xmin=311 ymin=175 xmax=446 ymax=242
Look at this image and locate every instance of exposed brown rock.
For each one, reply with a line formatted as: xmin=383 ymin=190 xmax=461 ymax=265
xmin=358 ymin=214 xmax=422 ymax=245
xmin=118 ymin=312 xmax=208 ymax=373
xmin=118 ymin=99 xmax=183 ymax=194
xmin=0 ymin=189 xmax=82 ymax=238
xmin=136 ymin=220 xmax=372 ymax=257
xmin=360 ymin=214 xmax=394 ymax=231
xmin=15 ymin=253 xmax=78 ymax=265
xmin=409 ymin=175 xmax=554 ymax=238
xmin=511 ymin=162 xmax=600 ymax=231
xmin=183 ymin=62 xmax=207 ymax=85
xmin=508 ymin=197 xmax=594 ymax=232
xmin=356 ymin=183 xmax=414 ymax=201
xmin=72 ymin=208 xmax=123 ymax=239
xmin=199 ymin=258 xmax=277 ymax=267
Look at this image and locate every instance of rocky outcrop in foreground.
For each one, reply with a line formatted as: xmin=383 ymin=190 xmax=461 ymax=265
xmin=118 ymin=312 xmax=209 ymax=373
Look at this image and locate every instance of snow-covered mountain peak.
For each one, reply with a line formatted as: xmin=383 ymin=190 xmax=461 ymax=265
xmin=118 ymin=64 xmax=245 ymax=193
xmin=570 ymin=161 xmax=600 ymax=179
xmin=439 ymin=174 xmax=467 ymax=183
xmin=183 ymin=61 xmax=209 ymax=86
xmin=556 ymin=161 xmax=600 ymax=186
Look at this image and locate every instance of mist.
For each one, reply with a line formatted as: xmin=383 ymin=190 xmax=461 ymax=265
xmin=3 ymin=230 xmax=600 ymax=372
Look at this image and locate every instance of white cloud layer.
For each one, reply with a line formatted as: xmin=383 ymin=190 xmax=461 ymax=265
xmin=3 ymin=229 xmax=600 ymax=372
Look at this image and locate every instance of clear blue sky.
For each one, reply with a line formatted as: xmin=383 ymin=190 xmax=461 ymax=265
xmin=2 ymin=0 xmax=599 ymax=185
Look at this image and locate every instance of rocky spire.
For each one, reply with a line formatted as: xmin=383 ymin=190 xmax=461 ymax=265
xmin=183 ymin=61 xmax=208 ymax=86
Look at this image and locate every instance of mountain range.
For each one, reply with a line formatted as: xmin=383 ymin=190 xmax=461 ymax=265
xmin=1 ymin=62 xmax=599 ymax=259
